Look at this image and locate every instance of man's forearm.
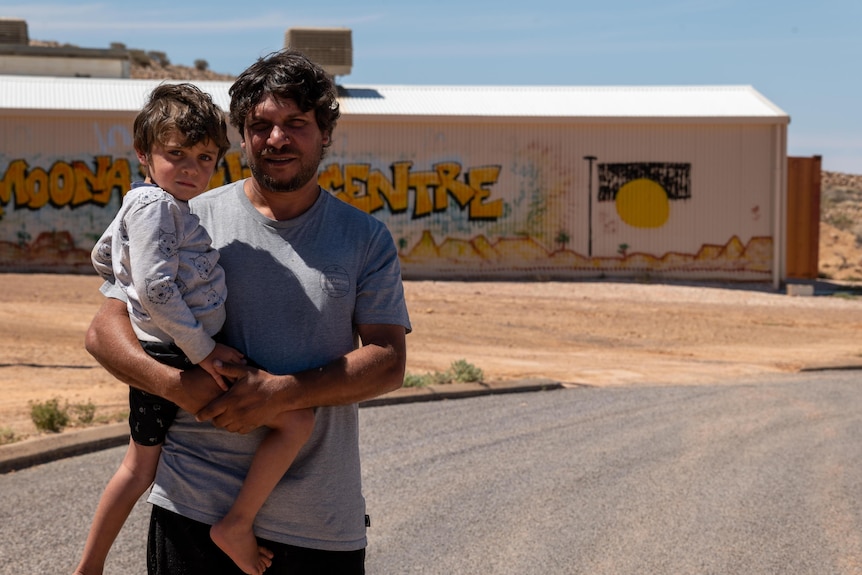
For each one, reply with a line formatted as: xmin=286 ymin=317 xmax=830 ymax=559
xmin=199 ymin=324 xmax=407 ymax=431
xmin=85 ymin=298 xmax=221 ymax=413
xmin=85 ymin=298 xmax=175 ymax=394
xmin=287 ymin=337 xmax=406 ymax=409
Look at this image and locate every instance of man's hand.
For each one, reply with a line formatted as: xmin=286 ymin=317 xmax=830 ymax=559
xmin=172 ymin=366 xmax=227 ymax=415
xmin=194 ymin=323 xmax=406 ymax=434
xmin=195 ymin=362 xmax=288 ymax=433
xmin=87 ymin=297 xmax=224 ymax=412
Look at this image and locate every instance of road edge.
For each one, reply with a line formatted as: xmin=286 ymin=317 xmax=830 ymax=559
xmin=0 ymin=378 xmax=567 ymax=474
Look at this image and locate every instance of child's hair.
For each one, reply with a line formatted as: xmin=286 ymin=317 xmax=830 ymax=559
xmin=134 ymin=83 xmax=231 ymax=163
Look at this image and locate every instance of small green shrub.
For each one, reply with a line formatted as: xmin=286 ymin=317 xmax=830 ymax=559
xmin=403 ymin=373 xmax=430 ymax=387
xmin=94 ymin=409 xmax=128 ymax=425
xmin=826 ymin=212 xmax=854 ymax=232
xmin=71 ymin=401 xmax=96 ymax=425
xmin=0 ymin=427 xmax=16 ymax=445
xmin=403 ymin=371 xmax=450 ymax=387
xmin=431 ymin=370 xmax=454 ymax=385
xmin=29 ymin=397 xmax=70 ymax=433
xmin=449 ymin=359 xmax=484 ymax=383
xmin=834 ymin=291 xmax=862 ymax=300
xmin=403 ymin=360 xmax=485 ymax=387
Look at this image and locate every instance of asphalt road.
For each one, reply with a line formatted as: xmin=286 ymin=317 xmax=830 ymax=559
xmin=2 ymin=370 xmax=862 ymax=574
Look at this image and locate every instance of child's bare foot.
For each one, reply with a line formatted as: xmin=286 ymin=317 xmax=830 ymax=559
xmin=210 ymin=518 xmax=273 ymax=575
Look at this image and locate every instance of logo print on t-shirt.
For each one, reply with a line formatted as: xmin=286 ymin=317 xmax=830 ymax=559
xmin=320 ymin=265 xmax=350 ymax=298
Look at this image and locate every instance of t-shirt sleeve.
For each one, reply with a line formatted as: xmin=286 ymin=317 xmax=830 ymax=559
xmin=125 ymin=199 xmax=216 ymax=363
xmin=354 ymin=223 xmax=412 ymax=333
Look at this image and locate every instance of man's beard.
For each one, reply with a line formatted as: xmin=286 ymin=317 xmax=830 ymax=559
xmin=249 ymin=144 xmax=324 ymax=193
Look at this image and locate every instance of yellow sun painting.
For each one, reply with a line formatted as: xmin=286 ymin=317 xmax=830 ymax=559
xmin=597 ymin=162 xmax=691 ymax=229
xmin=615 ymin=177 xmax=670 ymax=228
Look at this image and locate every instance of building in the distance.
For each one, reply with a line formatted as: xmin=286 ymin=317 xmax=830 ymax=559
xmin=0 ymin=75 xmax=798 ymax=287
xmin=0 ymin=18 xmax=129 ymax=78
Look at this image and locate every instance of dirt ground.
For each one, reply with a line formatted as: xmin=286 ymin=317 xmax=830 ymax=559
xmin=2 ymin=273 xmax=862 ymax=442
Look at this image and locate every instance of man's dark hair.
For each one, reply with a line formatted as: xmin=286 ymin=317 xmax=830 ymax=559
xmin=229 ymin=49 xmax=340 ymax=146
xmin=134 ymin=82 xmax=230 ymax=162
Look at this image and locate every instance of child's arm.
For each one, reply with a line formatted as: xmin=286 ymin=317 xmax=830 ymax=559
xmin=125 ymin=192 xmax=225 ymax=366
xmin=198 ymin=343 xmax=245 ymax=391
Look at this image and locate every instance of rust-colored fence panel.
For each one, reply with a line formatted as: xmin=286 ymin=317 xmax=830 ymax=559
xmin=786 ymin=155 xmax=821 ymax=279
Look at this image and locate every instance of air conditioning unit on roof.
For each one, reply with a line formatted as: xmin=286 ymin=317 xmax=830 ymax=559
xmin=285 ymin=27 xmax=352 ymax=78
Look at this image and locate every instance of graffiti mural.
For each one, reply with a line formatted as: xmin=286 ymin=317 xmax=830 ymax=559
xmin=319 ymin=161 xmax=503 ymax=220
xmin=0 ymin=119 xmax=776 ymax=280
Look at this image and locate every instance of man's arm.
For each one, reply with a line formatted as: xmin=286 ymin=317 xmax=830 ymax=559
xmin=196 ymin=323 xmax=407 ymax=434
xmin=85 ymin=297 xmax=224 ymax=414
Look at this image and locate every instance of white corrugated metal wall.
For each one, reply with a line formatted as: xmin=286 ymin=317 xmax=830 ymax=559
xmin=0 ymin=81 xmax=786 ymax=281
xmin=328 ymin=116 xmax=779 ymax=281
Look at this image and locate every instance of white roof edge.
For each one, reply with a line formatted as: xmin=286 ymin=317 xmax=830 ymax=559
xmin=0 ymin=75 xmax=789 ymax=120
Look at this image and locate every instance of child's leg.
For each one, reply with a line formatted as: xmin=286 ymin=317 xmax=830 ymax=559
xmin=73 ymin=439 xmax=161 ymax=575
xmin=210 ymin=408 xmax=315 ymax=575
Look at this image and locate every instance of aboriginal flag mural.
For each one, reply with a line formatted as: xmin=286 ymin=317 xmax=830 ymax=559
xmin=597 ymin=162 xmax=691 ymax=229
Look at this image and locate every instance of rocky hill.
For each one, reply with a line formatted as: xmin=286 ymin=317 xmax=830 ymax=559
xmin=125 ymin=50 xmax=236 ymax=81
xmin=820 ymin=171 xmax=862 ymax=282
xmin=30 ymin=39 xmax=236 ymax=81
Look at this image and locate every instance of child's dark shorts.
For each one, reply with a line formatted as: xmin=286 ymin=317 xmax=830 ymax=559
xmin=129 ymin=341 xmax=192 ymax=446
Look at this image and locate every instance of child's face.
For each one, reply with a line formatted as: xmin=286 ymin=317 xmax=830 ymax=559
xmin=137 ymin=131 xmax=220 ymax=201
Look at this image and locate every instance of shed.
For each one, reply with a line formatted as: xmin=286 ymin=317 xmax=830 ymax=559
xmin=0 ymin=75 xmax=790 ymax=285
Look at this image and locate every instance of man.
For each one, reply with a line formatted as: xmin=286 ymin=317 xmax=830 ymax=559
xmin=85 ymin=49 xmax=411 ymax=574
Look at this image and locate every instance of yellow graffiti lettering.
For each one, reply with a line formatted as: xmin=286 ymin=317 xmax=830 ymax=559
xmin=466 ymin=166 xmax=504 ymax=219
xmin=1 ymin=153 xmax=502 ymax=221
xmin=320 ymin=161 xmax=501 ymax=220
xmin=328 ymin=162 xmax=413 ymax=214
xmin=0 ymin=159 xmax=28 ymax=215
xmin=368 ymin=162 xmax=411 ymax=213
xmin=72 ymin=161 xmax=97 ymax=205
xmin=409 ymin=170 xmax=439 ymax=217
xmin=102 ymin=158 xmax=131 ymax=203
xmin=434 ymin=163 xmax=474 ymax=210
xmin=208 ymin=166 xmax=225 ymax=190
xmin=221 ymin=151 xmax=248 ymax=185
xmin=50 ymin=162 xmax=75 ymax=207
xmin=319 ymin=162 xmax=344 ymax=191
xmin=344 ymin=164 xmax=373 ymax=212
xmin=26 ymin=167 xmax=49 ymax=209
xmin=72 ymin=157 xmax=119 ymax=206
xmin=0 ymin=156 xmax=131 ymax=213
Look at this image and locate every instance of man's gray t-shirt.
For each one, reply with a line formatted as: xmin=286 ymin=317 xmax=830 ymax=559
xmin=146 ymin=180 xmax=411 ymax=551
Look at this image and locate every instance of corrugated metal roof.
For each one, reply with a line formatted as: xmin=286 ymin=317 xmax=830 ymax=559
xmin=339 ymin=84 xmax=788 ymax=121
xmin=0 ymin=75 xmax=788 ymax=122
xmin=0 ymin=75 xmax=233 ymax=112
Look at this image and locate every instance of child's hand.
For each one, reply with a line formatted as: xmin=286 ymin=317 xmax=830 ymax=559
xmin=199 ymin=344 xmax=245 ymax=391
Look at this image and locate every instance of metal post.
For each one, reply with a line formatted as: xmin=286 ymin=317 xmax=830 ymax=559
xmin=584 ymin=156 xmax=597 ymax=258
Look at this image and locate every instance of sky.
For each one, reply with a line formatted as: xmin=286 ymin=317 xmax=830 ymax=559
xmin=5 ymin=0 xmax=862 ymax=174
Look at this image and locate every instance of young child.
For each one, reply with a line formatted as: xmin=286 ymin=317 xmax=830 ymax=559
xmin=76 ymin=83 xmax=314 ymax=575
